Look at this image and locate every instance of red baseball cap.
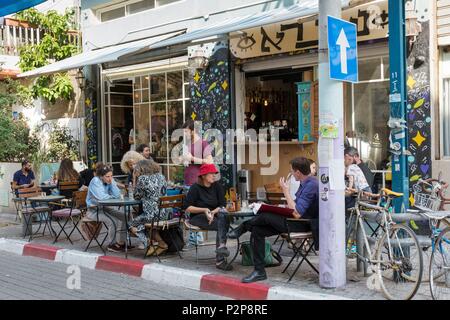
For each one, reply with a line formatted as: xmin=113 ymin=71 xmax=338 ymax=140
xmin=198 ymin=163 xmax=219 ymax=176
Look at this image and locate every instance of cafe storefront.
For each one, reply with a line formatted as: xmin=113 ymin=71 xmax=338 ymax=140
xmin=230 ymin=0 xmax=390 ymax=191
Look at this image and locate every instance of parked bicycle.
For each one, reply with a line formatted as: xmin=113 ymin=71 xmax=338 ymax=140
xmin=410 ymin=176 xmax=450 ymax=300
xmin=345 ymin=188 xmax=423 ymax=300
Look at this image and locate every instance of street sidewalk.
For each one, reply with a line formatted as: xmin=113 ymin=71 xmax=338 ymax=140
xmin=0 ymin=212 xmax=433 ymax=300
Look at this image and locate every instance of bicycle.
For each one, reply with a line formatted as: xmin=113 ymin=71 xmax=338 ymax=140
xmin=345 ymin=188 xmax=423 ymax=300
xmin=410 ymin=177 xmax=450 ymax=300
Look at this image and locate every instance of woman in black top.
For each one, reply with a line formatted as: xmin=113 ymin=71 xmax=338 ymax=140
xmin=184 ymin=164 xmax=231 ymax=271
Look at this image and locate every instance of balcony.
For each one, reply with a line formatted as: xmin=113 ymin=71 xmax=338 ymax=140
xmin=0 ymin=18 xmax=80 ymax=56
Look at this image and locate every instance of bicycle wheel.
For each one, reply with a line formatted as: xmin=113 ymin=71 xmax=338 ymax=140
xmin=376 ymin=224 xmax=423 ymax=300
xmin=429 ymin=226 xmax=450 ymax=300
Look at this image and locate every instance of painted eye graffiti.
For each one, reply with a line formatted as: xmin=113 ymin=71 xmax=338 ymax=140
xmin=236 ymin=33 xmax=256 ymax=51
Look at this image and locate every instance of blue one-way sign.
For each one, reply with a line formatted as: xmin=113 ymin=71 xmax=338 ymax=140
xmin=327 ymin=16 xmax=358 ymax=83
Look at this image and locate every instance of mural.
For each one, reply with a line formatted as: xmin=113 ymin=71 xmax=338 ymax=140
xmin=85 ymin=93 xmax=98 ymax=167
xmin=188 ymin=43 xmax=233 ymax=188
xmin=406 ymin=0 xmax=431 ymax=205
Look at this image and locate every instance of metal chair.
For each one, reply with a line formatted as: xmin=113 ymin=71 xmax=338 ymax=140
xmin=17 ymin=187 xmax=52 ymax=242
xmin=144 ymin=194 xmax=185 ymax=261
xmin=51 ymin=190 xmax=87 ymax=244
xmin=281 ymin=218 xmax=319 ymax=282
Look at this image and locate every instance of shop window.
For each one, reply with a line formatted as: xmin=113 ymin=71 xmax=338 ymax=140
xmin=167 ymin=71 xmax=183 ymax=100
xmin=134 ymin=104 xmax=150 ymax=147
xmin=442 ymin=78 xmax=450 ymax=157
xmin=150 ymin=73 xmax=166 ymax=102
xmin=150 ymin=102 xmax=168 ymax=163
xmin=358 ymin=58 xmax=382 ymax=82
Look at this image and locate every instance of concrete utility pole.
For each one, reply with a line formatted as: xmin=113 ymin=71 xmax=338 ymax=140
xmin=318 ymin=0 xmax=346 ymax=288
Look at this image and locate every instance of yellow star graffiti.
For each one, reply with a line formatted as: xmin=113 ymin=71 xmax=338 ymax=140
xmin=412 ymin=131 xmax=426 ymax=147
xmin=194 ymin=72 xmax=200 ymax=83
xmin=409 ymin=194 xmax=415 ymax=206
xmin=221 ymin=80 xmax=228 ymax=91
xmin=191 ymin=112 xmax=196 ymax=120
xmin=407 ymin=76 xmax=416 ymax=90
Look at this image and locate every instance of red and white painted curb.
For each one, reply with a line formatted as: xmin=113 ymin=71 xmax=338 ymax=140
xmin=0 ymin=238 xmax=350 ymax=300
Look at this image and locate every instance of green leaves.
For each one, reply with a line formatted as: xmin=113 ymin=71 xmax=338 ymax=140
xmin=16 ymin=8 xmax=79 ymax=104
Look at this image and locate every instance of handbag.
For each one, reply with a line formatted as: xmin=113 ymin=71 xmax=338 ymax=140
xmin=240 ymin=240 xmax=283 ymax=267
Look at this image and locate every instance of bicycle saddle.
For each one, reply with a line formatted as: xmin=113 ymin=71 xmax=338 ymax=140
xmin=381 ymin=188 xmax=404 ymax=197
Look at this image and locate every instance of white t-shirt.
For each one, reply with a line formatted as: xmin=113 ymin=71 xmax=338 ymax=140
xmin=288 ymin=175 xmax=301 ymax=200
xmin=347 ymin=164 xmax=369 ymax=190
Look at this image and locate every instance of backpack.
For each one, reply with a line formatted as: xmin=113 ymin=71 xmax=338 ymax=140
xmin=240 ymin=240 xmax=283 ymax=267
xmin=159 ymin=226 xmax=185 ymax=252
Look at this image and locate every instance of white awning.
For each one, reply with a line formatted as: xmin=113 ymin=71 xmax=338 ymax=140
xmin=150 ymin=0 xmax=350 ymax=50
xmin=17 ymin=31 xmax=185 ymax=78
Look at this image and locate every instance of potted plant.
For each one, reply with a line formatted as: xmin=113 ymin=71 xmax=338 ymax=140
xmin=29 ymin=147 xmax=49 ymax=185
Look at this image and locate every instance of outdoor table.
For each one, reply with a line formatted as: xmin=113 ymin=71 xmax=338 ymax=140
xmin=226 ymin=209 xmax=256 ymax=266
xmin=28 ymin=195 xmax=65 ymax=239
xmin=97 ymin=197 xmax=142 ymax=259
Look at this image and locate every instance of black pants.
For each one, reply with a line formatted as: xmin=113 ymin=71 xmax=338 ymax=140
xmin=189 ymin=210 xmax=230 ymax=262
xmin=242 ymin=213 xmax=311 ymax=272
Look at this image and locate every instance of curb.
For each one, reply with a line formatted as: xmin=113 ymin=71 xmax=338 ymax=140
xmin=0 ymin=238 xmax=351 ymax=300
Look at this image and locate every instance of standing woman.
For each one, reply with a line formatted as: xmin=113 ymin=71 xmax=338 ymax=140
xmin=129 ymin=159 xmax=168 ymax=255
xmin=85 ymin=165 xmax=128 ymax=252
xmin=184 ymin=164 xmax=232 ymax=271
xmin=181 ymin=120 xmax=214 ymax=186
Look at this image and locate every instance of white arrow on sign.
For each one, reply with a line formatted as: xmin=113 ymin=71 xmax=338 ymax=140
xmin=336 ymin=28 xmax=350 ymax=74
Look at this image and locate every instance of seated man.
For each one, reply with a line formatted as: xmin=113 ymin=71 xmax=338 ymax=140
xmin=228 ymin=157 xmax=319 ymax=283
xmin=345 ymin=147 xmax=374 ymax=190
xmin=344 ymin=148 xmax=371 ymax=210
xmin=12 ymin=160 xmax=36 ymax=195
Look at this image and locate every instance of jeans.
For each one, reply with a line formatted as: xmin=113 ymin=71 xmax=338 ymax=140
xmin=189 ymin=209 xmax=230 ymax=262
xmin=87 ymin=206 xmax=127 ymax=245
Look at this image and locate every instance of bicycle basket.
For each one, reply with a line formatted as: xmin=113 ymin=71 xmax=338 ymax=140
xmin=413 ymin=192 xmax=441 ymax=212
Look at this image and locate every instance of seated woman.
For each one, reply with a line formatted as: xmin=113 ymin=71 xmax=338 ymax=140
xmin=129 ymin=159 xmax=168 ymax=255
xmin=119 ymin=150 xmax=145 ymax=187
xmin=85 ymin=165 xmax=128 ymax=253
xmin=53 ymin=158 xmax=87 ymax=197
xmin=184 ymin=163 xmax=232 ymax=271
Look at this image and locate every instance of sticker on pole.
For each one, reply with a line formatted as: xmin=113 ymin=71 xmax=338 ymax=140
xmin=327 ymin=16 xmax=358 ymax=83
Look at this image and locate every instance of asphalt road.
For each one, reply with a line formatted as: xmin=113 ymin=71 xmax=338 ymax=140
xmin=0 ymin=251 xmax=228 ymax=300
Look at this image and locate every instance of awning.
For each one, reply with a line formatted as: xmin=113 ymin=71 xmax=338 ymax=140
xmin=0 ymin=0 xmax=46 ymax=17
xmin=150 ymin=0 xmax=349 ymax=50
xmin=18 ymin=31 xmax=185 ymax=78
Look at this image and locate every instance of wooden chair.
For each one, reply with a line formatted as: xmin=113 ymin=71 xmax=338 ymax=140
xmin=281 ymin=218 xmax=319 ymax=282
xmin=11 ymin=182 xmax=23 ymax=222
xmin=17 ymin=187 xmax=52 ymax=242
xmin=144 ymin=194 xmax=185 ymax=261
xmin=51 ymin=190 xmax=87 ymax=244
xmin=58 ymin=181 xmax=81 ymax=200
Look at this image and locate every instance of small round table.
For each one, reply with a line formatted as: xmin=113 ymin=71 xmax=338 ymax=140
xmin=226 ymin=209 xmax=256 ymax=266
xmin=28 ymin=195 xmax=65 ymax=239
xmin=97 ymin=198 xmax=142 ymax=258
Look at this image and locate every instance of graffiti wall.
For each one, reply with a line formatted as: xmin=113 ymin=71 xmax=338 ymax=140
xmin=406 ymin=0 xmax=431 ymax=204
xmin=188 ymin=43 xmax=233 ymax=189
xmin=85 ymin=92 xmax=98 ymax=167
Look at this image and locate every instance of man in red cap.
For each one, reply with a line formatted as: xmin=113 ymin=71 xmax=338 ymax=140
xmin=184 ymin=163 xmax=232 ymax=270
